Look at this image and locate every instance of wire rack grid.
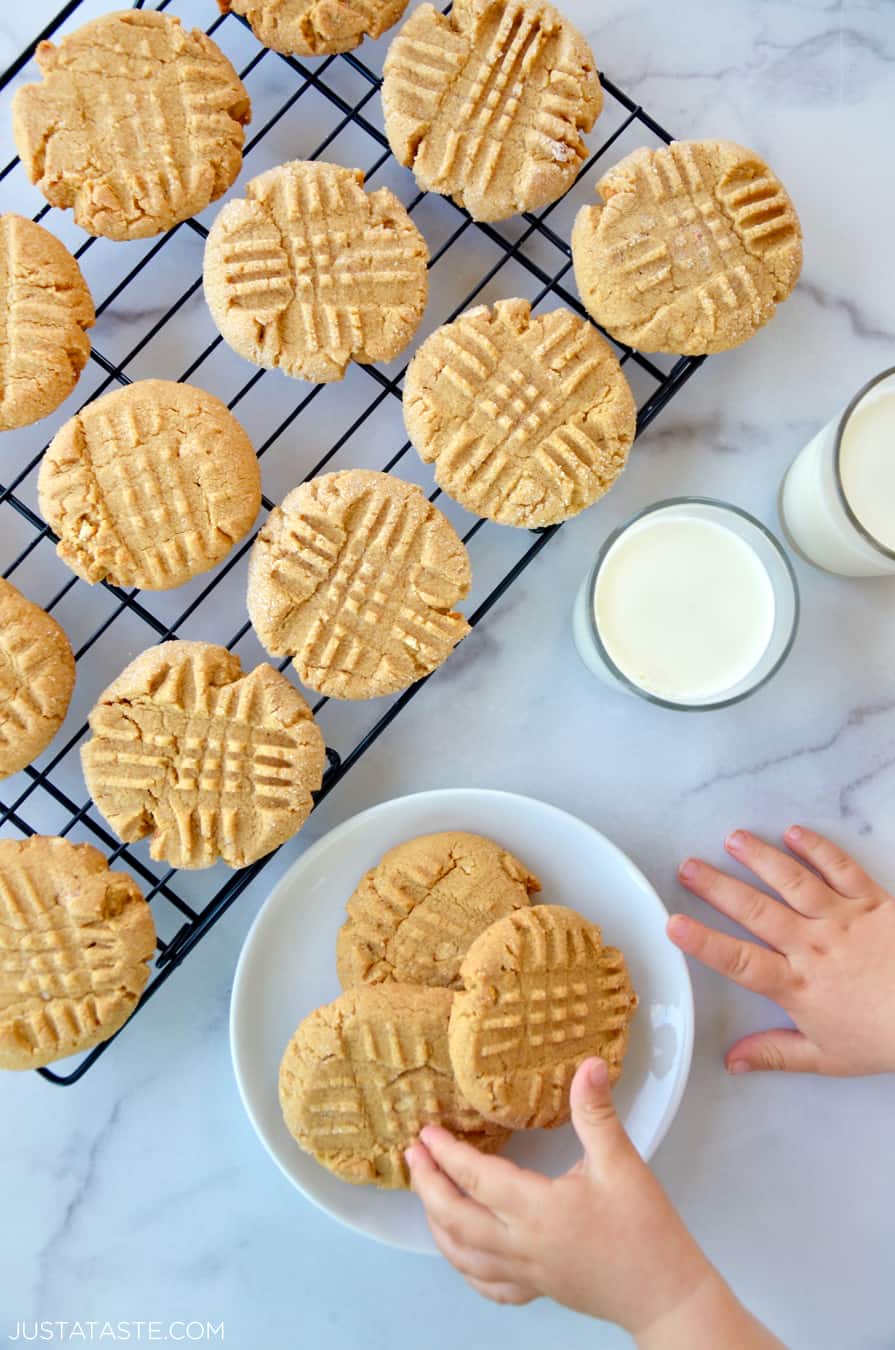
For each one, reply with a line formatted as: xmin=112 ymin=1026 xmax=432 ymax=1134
xmin=0 ymin=0 xmax=704 ymax=1085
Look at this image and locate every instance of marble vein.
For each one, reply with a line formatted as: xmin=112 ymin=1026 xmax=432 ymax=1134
xmin=682 ymin=699 xmax=895 ymax=799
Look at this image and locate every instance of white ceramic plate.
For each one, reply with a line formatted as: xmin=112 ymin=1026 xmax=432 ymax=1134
xmin=230 ymin=789 xmax=694 ymax=1253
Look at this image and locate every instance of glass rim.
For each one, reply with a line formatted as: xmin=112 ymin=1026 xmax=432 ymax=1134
xmin=832 ymin=365 xmax=895 ymax=562
xmin=584 ymin=496 xmax=801 ymax=712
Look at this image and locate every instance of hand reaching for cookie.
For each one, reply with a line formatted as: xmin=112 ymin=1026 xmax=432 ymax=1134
xmin=406 ymin=1059 xmax=783 ymax=1349
xmin=670 ymin=826 xmax=895 ymax=1076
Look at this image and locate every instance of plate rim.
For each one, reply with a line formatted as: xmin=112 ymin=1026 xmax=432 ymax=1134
xmin=229 ymin=787 xmax=695 ymax=1250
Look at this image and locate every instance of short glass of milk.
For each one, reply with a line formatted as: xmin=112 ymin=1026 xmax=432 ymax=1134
xmin=573 ymin=499 xmax=799 ymax=711
xmin=779 ymin=366 xmax=895 ymax=576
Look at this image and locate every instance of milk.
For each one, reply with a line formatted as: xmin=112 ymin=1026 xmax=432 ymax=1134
xmin=780 ymin=370 xmax=895 ymax=577
xmin=573 ymin=500 xmax=798 ymax=709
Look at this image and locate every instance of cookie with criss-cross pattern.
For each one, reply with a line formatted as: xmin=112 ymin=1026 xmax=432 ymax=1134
xmin=204 ymin=160 xmax=428 ymax=383
xmin=0 ymin=578 xmax=75 ymax=780
xmin=0 ymin=214 xmax=94 ymax=431
xmin=279 ymin=984 xmax=509 ymax=1187
xmin=449 ymin=904 xmax=638 ymax=1129
xmin=336 ymin=831 xmax=541 ymax=990
xmin=403 ymin=299 xmax=636 ymax=528
xmin=571 ymin=139 xmax=802 ymax=354
xmin=219 ymin=0 xmax=410 ymax=56
xmin=12 ymin=9 xmax=250 ymax=240
xmin=0 ymin=837 xmax=155 ymax=1071
xmin=247 ymin=470 xmax=471 ymax=699
xmin=81 ymin=642 xmax=325 ymax=870
xmin=383 ymin=0 xmax=601 ymax=222
xmin=39 ymin=379 xmax=261 ymax=591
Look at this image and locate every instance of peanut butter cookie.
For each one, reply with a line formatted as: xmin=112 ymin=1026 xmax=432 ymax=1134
xmin=0 ymin=214 xmax=94 ymax=431
xmin=39 ymin=379 xmax=261 ymax=591
xmin=382 ymin=0 xmax=601 ymax=222
xmin=204 ymin=160 xmax=428 ymax=383
xmin=247 ymin=470 xmax=470 ymax=699
xmin=0 ymin=837 xmax=155 ymax=1070
xmin=13 ymin=10 xmax=250 ymax=240
xmin=337 ymin=831 xmax=541 ymax=990
xmin=449 ymin=904 xmax=638 ymax=1129
xmin=279 ymin=984 xmax=509 ymax=1187
xmin=219 ymin=0 xmax=409 ymax=56
xmin=0 ymin=578 xmax=75 ymax=780
xmin=82 ymin=642 xmax=325 ymax=869
xmin=571 ymin=139 xmax=803 ymax=354
xmin=404 ymin=299 xmax=636 ymax=527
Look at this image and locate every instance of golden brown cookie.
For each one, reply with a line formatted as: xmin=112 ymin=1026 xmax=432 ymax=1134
xmin=449 ymin=904 xmax=638 ymax=1129
xmin=204 ymin=160 xmax=429 ymax=384
xmin=337 ymin=831 xmax=541 ymax=990
xmin=0 ymin=836 xmax=155 ymax=1070
xmin=12 ymin=10 xmax=251 ymax=241
xmin=0 ymin=578 xmax=75 ymax=780
xmin=382 ymin=0 xmax=601 ymax=222
xmin=0 ymin=214 xmax=94 ymax=431
xmin=219 ymin=0 xmax=410 ymax=56
xmin=247 ymin=469 xmax=471 ymax=699
xmin=403 ymin=298 xmax=637 ymax=528
xmin=81 ymin=642 xmax=325 ymax=870
xmin=571 ymin=139 xmax=803 ymax=355
xmin=279 ymin=984 xmax=509 ymax=1187
xmin=38 ymin=379 xmax=261 ymax=591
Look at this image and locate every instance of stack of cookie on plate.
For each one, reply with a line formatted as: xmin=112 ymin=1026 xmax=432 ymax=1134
xmin=278 ymin=831 xmax=638 ymax=1188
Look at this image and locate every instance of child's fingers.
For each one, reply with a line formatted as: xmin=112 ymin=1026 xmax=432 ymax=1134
xmin=419 ymin=1124 xmax=544 ymax=1217
xmin=568 ymin=1058 xmax=632 ymax=1171
xmin=725 ymin=830 xmax=833 ymax=916
xmin=784 ymin=826 xmax=880 ymax=899
xmin=678 ymin=858 xmax=801 ymax=951
xmin=666 ymin=914 xmax=791 ymax=998
xmin=428 ymin=1219 xmax=520 ymax=1286
xmin=725 ymin=1029 xmax=826 ymax=1076
xmin=465 ymin=1275 xmax=535 ymax=1306
xmin=406 ymin=1143 xmax=509 ymax=1252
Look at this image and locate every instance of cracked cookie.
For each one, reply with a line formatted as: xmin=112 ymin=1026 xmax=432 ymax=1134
xmin=12 ymin=9 xmax=250 ymax=241
xmin=0 ymin=578 xmax=75 ymax=780
xmin=247 ymin=469 xmax=471 ymax=700
xmin=0 ymin=214 xmax=94 ymax=431
xmin=279 ymin=983 xmax=509 ymax=1187
xmin=218 ymin=0 xmax=410 ymax=56
xmin=571 ymin=139 xmax=803 ymax=355
xmin=0 ymin=836 xmax=155 ymax=1070
xmin=337 ymin=831 xmax=541 ymax=990
xmin=38 ymin=379 xmax=261 ymax=591
xmin=81 ymin=641 xmax=326 ymax=870
xmin=382 ymin=0 xmax=601 ymax=222
xmin=203 ymin=160 xmax=429 ymax=384
xmin=449 ymin=904 xmax=638 ymax=1129
xmin=403 ymin=298 xmax=637 ymax=528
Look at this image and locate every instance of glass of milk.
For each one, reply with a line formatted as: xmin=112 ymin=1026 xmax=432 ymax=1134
xmin=572 ymin=499 xmax=799 ymax=711
xmin=779 ymin=367 xmax=895 ymax=576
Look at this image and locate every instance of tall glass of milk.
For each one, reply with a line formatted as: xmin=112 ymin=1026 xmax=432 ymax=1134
xmin=572 ymin=499 xmax=799 ymax=711
xmin=780 ymin=367 xmax=895 ymax=576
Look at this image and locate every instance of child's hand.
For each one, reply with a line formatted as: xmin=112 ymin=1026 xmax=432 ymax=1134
xmin=671 ymin=826 xmax=895 ymax=1076
xmin=406 ymin=1059 xmax=782 ymax=1348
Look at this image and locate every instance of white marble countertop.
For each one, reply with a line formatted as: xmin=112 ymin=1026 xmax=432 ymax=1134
xmin=1 ymin=2 xmax=894 ymax=1347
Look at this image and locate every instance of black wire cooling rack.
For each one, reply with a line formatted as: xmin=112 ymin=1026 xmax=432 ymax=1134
xmin=0 ymin=0 xmax=705 ymax=1084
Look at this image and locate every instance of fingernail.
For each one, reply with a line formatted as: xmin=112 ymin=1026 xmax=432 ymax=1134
xmin=679 ymin=858 xmax=698 ymax=882
xmin=404 ymin=1147 xmax=415 ymax=1166
xmin=726 ymin=830 xmax=748 ymax=853
xmin=667 ymin=914 xmax=689 ymax=938
xmin=587 ymin=1058 xmax=609 ymax=1089
xmin=727 ymin=1060 xmax=750 ymax=1075
xmin=785 ymin=825 xmax=803 ymax=841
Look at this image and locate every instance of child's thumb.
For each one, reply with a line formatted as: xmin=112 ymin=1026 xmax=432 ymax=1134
xmin=569 ymin=1057 xmax=628 ymax=1163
